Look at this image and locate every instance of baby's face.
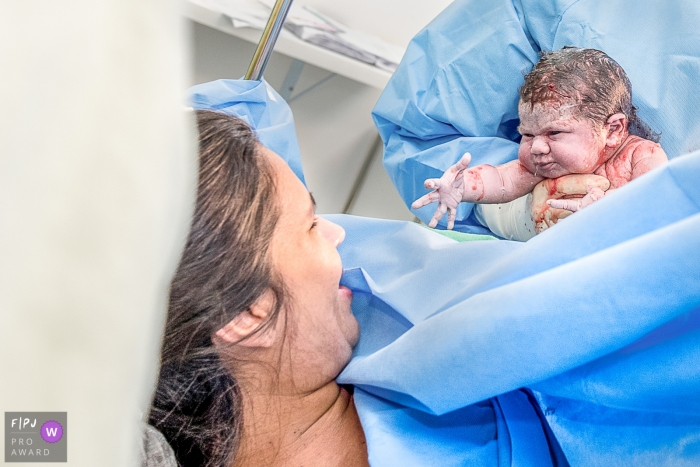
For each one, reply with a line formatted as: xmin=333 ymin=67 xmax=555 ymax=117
xmin=517 ymin=101 xmax=608 ymax=178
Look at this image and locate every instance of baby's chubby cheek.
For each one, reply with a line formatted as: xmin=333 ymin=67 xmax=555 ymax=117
xmin=517 ymin=144 xmax=537 ymax=172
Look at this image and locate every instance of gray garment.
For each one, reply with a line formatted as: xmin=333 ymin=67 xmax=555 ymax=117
xmin=141 ymin=425 xmax=178 ymax=467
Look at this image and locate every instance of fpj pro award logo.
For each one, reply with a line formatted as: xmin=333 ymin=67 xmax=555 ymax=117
xmin=5 ymin=412 xmax=67 ymax=463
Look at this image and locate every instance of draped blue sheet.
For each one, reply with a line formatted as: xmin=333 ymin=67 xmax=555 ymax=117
xmin=372 ymin=0 xmax=700 ymax=233
xmin=188 ymin=51 xmax=700 ymax=465
xmin=333 ymin=151 xmax=700 ymax=465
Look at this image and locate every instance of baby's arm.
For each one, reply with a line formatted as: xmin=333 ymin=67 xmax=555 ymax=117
xmin=467 ymin=158 xmax=543 ymax=203
xmin=412 ymin=153 xmax=543 ymax=229
xmin=631 ymin=141 xmax=668 ymax=179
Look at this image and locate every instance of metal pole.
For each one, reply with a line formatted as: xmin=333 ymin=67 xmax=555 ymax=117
xmin=244 ymin=0 xmax=294 ymax=81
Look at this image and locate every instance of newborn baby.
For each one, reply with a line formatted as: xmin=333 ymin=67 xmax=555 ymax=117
xmin=413 ymin=47 xmax=668 ymax=231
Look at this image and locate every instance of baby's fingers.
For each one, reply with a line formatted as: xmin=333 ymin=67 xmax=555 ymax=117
xmin=424 ymin=178 xmax=442 ymax=190
xmin=411 ymin=191 xmax=440 ymax=209
xmin=586 ymin=186 xmax=605 ymax=201
xmin=446 ymin=207 xmax=457 ymax=230
xmin=547 ymin=198 xmax=582 ymax=212
xmin=452 ymin=153 xmax=472 ymax=172
xmin=428 ymin=203 xmax=448 ymax=228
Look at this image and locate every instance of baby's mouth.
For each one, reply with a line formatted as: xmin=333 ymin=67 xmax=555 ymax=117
xmin=535 ymin=160 xmax=556 ymax=168
xmin=535 ymin=162 xmax=558 ymax=174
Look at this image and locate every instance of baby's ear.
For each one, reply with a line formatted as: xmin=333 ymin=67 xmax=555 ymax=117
xmin=605 ymin=113 xmax=627 ymax=147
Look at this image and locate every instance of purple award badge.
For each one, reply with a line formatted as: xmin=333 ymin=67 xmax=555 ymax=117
xmin=40 ymin=420 xmax=63 ymax=444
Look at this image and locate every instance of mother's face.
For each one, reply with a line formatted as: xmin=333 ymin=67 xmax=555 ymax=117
xmin=264 ymin=148 xmax=359 ymax=387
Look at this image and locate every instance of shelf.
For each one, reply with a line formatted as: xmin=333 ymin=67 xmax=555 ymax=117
xmin=184 ymin=0 xmax=395 ymax=90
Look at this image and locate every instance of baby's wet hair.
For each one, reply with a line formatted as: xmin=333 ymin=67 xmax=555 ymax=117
xmin=520 ymin=47 xmax=660 ymax=142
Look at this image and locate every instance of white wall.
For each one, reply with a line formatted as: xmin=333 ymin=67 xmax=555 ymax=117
xmin=190 ymin=20 xmax=417 ymax=220
xmin=0 ymin=0 xmax=194 ymax=465
xmin=300 ymin=0 xmax=453 ymax=48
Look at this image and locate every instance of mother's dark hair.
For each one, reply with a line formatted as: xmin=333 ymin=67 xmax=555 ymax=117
xmin=149 ymin=110 xmax=287 ymax=466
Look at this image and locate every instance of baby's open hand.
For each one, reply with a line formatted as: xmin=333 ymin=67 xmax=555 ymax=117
xmin=411 ymin=153 xmax=472 ymax=229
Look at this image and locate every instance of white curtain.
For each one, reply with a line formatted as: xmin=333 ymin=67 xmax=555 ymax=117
xmin=0 ymin=0 xmax=195 ymax=464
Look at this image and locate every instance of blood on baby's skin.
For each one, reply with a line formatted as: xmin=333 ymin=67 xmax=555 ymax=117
xmin=473 ymin=176 xmax=485 ymax=201
xmin=594 ymin=135 xmax=651 ymax=189
xmin=469 ymin=166 xmax=486 ymax=200
xmin=531 ymin=136 xmax=665 ymax=232
xmin=533 ymin=203 xmax=551 ymax=232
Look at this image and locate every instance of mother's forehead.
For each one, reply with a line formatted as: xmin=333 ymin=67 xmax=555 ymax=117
xmin=261 ymin=146 xmax=314 ymax=217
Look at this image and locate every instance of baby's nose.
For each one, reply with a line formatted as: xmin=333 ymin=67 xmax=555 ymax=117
xmin=531 ymin=135 xmax=550 ymax=155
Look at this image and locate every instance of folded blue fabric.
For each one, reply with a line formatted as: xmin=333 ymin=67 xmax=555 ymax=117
xmin=373 ymin=0 xmax=700 ymax=232
xmin=334 ymin=151 xmax=700 ymax=466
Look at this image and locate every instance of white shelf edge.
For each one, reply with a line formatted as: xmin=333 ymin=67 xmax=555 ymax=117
xmin=184 ymin=0 xmax=395 ymax=90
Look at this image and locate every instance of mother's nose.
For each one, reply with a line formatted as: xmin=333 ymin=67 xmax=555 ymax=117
xmin=531 ymin=135 xmax=550 ymax=155
xmin=317 ymin=217 xmax=345 ymax=247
